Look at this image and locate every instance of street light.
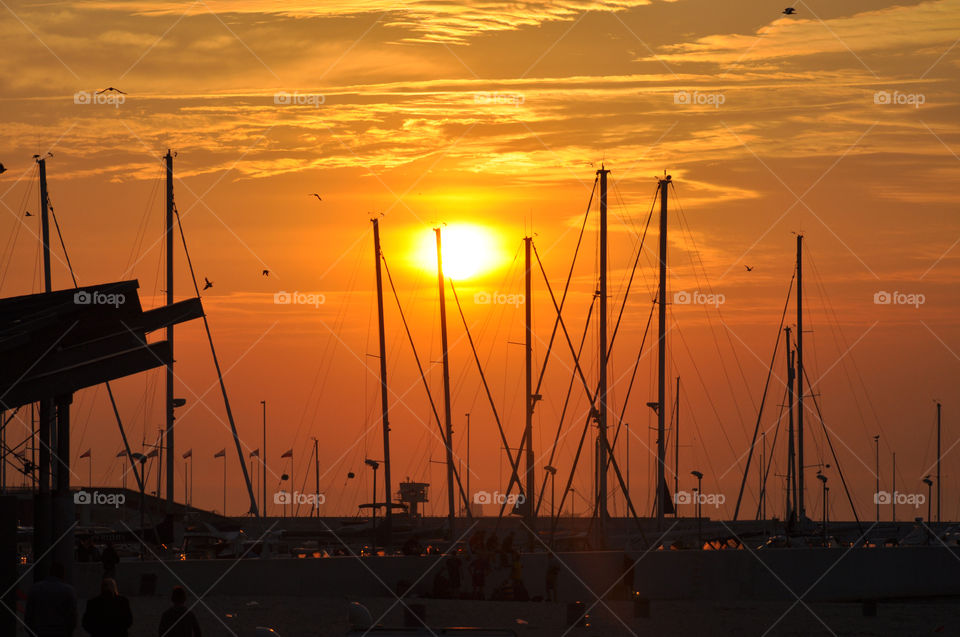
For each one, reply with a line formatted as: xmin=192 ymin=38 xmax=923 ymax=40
xmin=923 ymin=476 xmax=933 ymax=522
xmin=816 ymin=472 xmax=828 ymax=544
xmin=365 ymin=459 xmax=380 ymax=541
xmin=544 ymin=465 xmax=557 ymax=518
xmin=873 ymin=435 xmax=880 ymax=524
xmin=691 ymin=470 xmax=703 ymax=548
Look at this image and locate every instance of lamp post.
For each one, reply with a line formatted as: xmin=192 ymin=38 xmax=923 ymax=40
xmin=923 ymin=476 xmax=933 ymax=522
xmin=544 ymin=465 xmax=557 ymax=518
xmin=873 ymin=435 xmax=880 ymax=524
xmin=816 ymin=472 xmax=828 ymax=544
xmin=365 ymin=459 xmax=380 ymax=543
xmin=691 ymin=470 xmax=703 ymax=548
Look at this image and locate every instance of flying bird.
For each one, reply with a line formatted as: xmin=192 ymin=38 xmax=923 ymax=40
xmin=782 ymin=7 xmax=796 ymax=15
xmin=309 ymin=193 xmax=322 ymax=201
xmin=0 ymin=163 xmax=6 ymax=174
xmin=262 ymin=269 xmax=270 ymax=276
xmin=745 ymin=265 xmax=754 ymax=272
xmin=96 ymin=87 xmax=126 ymax=94
xmin=203 ymin=277 xmax=213 ymax=290
xmin=25 ymin=211 xmax=32 ymax=217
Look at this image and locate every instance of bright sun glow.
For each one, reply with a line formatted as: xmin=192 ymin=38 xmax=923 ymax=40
xmin=413 ymin=223 xmax=502 ymax=280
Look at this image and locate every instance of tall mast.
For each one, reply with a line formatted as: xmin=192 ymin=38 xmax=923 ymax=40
xmin=524 ymin=236 xmax=535 ymax=530
xmin=596 ymin=166 xmax=610 ymax=536
xmin=435 ymin=227 xmax=456 ymax=537
xmin=35 ymin=156 xmax=53 ymax=577
xmin=785 ymin=327 xmax=796 ymax=526
xmin=674 ymin=376 xmax=680 ymax=514
xmin=165 ymin=150 xmax=175 ymax=512
xmin=372 ymin=218 xmax=393 ymax=546
xmin=937 ymin=401 xmax=942 ymax=523
xmin=795 ymin=233 xmax=805 ymax=521
xmin=656 ymin=174 xmax=671 ymax=529
xmin=313 ymin=438 xmax=320 ymax=518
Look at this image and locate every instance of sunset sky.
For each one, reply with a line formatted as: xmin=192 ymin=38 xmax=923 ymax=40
xmin=1 ymin=0 xmax=959 ymax=522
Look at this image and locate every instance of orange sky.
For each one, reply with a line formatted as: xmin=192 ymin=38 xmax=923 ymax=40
xmin=1 ymin=0 xmax=959 ymax=522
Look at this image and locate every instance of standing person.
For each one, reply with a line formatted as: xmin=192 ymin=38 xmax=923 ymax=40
xmin=545 ymin=555 xmax=559 ymax=602
xmin=468 ymin=553 xmax=489 ymax=600
xmin=158 ymin=587 xmax=201 ymax=637
xmin=25 ymin=562 xmax=77 ymax=637
xmin=101 ymin=543 xmax=119 ymax=578
xmin=82 ymin=578 xmax=132 ymax=637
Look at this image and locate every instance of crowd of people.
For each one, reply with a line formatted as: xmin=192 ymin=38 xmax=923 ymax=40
xmin=23 ymin=561 xmax=202 ymax=637
xmin=423 ymin=530 xmax=559 ymax=602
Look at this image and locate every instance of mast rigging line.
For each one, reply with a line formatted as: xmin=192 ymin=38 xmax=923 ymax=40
xmin=505 ymin=182 xmax=659 ymax=521
xmin=733 ymin=271 xmax=795 ymax=519
xmin=379 ymin=253 xmax=472 ymax=515
xmin=46 ymin=194 xmax=146 ymax=494
xmin=755 ymin=384 xmax=788 ymax=520
xmin=173 ymin=204 xmax=259 ymax=516
xmin=801 ymin=364 xmax=862 ymax=531
xmin=447 ymin=279 xmax=523 ymax=520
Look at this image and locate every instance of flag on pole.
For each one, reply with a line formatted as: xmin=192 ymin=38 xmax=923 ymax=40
xmin=182 ymin=449 xmax=192 ymax=459
xmin=249 ymin=449 xmax=259 ymax=458
xmin=214 ymin=448 xmax=226 ymax=458
xmin=281 ymin=449 xmax=293 ymax=458
xmin=79 ymin=449 xmax=91 ymax=459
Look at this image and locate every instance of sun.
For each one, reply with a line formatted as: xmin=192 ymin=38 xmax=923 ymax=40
xmin=413 ymin=223 xmax=503 ymax=281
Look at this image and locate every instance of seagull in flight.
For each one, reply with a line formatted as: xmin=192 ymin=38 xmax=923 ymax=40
xmin=782 ymin=7 xmax=797 ymax=15
xmin=96 ymin=87 xmax=126 ymax=94
xmin=0 ymin=163 xmax=6 ymax=175
xmin=203 ymin=277 xmax=213 ymax=290
xmin=262 ymin=269 xmax=270 ymax=276
xmin=309 ymin=193 xmax=322 ymax=201
xmin=745 ymin=265 xmax=754 ymax=272
xmin=25 ymin=210 xmax=32 ymax=217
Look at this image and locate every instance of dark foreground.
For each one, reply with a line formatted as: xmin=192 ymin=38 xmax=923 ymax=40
xmin=62 ymin=595 xmax=960 ymax=636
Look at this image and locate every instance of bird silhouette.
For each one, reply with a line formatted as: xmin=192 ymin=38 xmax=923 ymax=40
xmin=24 ymin=211 xmax=32 ymax=217
xmin=309 ymin=193 xmax=322 ymax=201
xmin=0 ymin=163 xmax=6 ymax=174
xmin=745 ymin=265 xmax=754 ymax=272
xmin=262 ymin=269 xmax=270 ymax=276
xmin=203 ymin=277 xmax=213 ymax=290
xmin=96 ymin=87 xmax=126 ymax=94
xmin=782 ymin=7 xmax=796 ymax=15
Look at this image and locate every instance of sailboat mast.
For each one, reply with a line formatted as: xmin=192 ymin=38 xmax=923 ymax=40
xmin=372 ymin=218 xmax=393 ymax=545
xmin=796 ymin=234 xmax=804 ymax=521
xmin=35 ymin=156 xmax=53 ymax=578
xmin=937 ymin=400 xmax=942 ymax=523
xmin=656 ymin=174 xmax=671 ymax=529
xmin=165 ymin=149 xmax=175 ymax=513
xmin=596 ymin=166 xmax=610 ymax=535
xmin=785 ymin=327 xmax=796 ymax=525
xmin=435 ymin=227 xmax=456 ymax=537
xmin=674 ymin=376 xmax=680 ymax=513
xmin=524 ymin=236 xmax=535 ymax=529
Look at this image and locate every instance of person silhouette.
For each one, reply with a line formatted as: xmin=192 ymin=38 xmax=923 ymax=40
xmin=25 ymin=562 xmax=77 ymax=637
xmin=158 ymin=587 xmax=202 ymax=637
xmin=82 ymin=578 xmax=132 ymax=637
